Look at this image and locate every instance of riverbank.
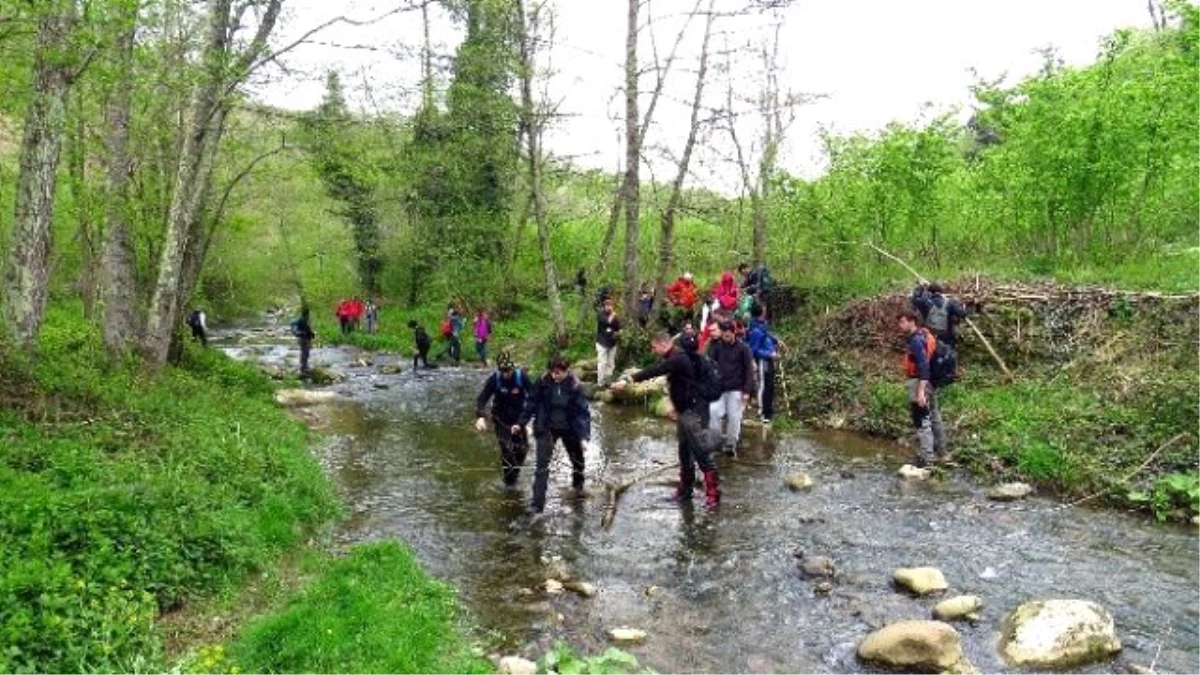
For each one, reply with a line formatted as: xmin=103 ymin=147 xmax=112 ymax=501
xmin=0 ymin=306 xmax=487 ymax=673
xmin=778 ymin=277 xmax=1200 ymax=522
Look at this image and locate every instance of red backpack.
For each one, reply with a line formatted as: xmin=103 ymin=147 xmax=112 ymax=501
xmin=440 ymin=318 xmax=453 ymax=338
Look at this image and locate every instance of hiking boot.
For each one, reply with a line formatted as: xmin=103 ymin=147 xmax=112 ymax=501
xmin=702 ymin=470 xmax=721 ymax=510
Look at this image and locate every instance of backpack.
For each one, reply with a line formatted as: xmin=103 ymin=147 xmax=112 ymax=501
xmin=440 ymin=318 xmax=453 ymax=338
xmin=187 ymin=310 xmax=202 ymax=328
xmin=686 ymin=352 xmax=725 ymax=403
xmin=925 ymin=297 xmax=950 ymax=333
xmin=929 ymin=337 xmax=958 ymax=389
xmin=493 ymin=369 xmax=526 ymax=391
xmin=757 ymin=267 xmax=774 ymax=293
xmin=289 ymin=318 xmax=302 ymax=337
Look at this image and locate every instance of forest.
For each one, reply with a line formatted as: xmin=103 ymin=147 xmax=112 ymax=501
xmin=0 ymin=0 xmax=1196 ymax=672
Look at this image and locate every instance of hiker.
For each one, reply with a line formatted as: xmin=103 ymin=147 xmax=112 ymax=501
xmin=364 ymin=300 xmax=379 ymax=334
xmin=474 ymin=309 xmax=493 ymax=366
xmin=408 ymin=320 xmax=431 ymax=369
xmin=637 ymin=287 xmax=655 ymax=328
xmin=186 ymin=308 xmax=208 ymax=347
xmin=438 ymin=305 xmax=464 ymax=364
xmin=747 ymin=304 xmax=779 ymax=426
xmin=699 ymin=291 xmax=717 ymax=331
xmin=593 ymin=284 xmax=614 ymax=312
xmin=911 ymin=283 xmax=968 ymax=349
xmin=674 ymin=321 xmax=699 ymax=353
xmin=336 ymin=299 xmax=353 ymax=335
xmin=698 ymin=307 xmax=727 ymax=354
xmin=291 ymin=306 xmax=316 ymax=376
xmin=898 ymin=308 xmax=946 ymax=467
xmin=474 ymin=351 xmax=531 ymax=489
xmin=707 ymin=320 xmax=756 ymax=456
xmin=595 ymin=297 xmax=622 ymax=386
xmin=713 ymin=271 xmax=740 ymax=312
xmin=350 ymin=297 xmax=365 ymax=332
xmin=574 ymin=267 xmax=588 ymax=297
xmin=739 ymin=262 xmax=773 ymax=306
xmin=613 ymin=333 xmax=721 ymax=509
xmin=665 ymin=272 xmax=699 ymax=329
xmin=515 ymin=356 xmax=592 ymax=519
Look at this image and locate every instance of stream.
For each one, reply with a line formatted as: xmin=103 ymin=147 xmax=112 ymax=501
xmin=218 ymin=326 xmax=1198 ymax=674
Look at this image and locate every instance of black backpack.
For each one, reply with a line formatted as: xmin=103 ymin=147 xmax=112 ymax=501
xmin=687 ymin=352 xmax=724 ymax=403
xmin=929 ymin=338 xmax=957 ymax=389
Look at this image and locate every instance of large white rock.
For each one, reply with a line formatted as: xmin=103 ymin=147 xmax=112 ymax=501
xmin=274 ymin=389 xmax=339 ymax=407
xmin=987 ymin=482 xmax=1034 ymax=501
xmin=786 ymin=473 xmax=814 ymax=491
xmin=898 ymin=464 xmax=931 ymax=480
xmin=497 ymin=656 xmax=537 ymax=675
xmin=564 ymin=581 xmax=597 ymax=598
xmin=858 ymin=620 xmax=963 ymax=671
xmin=607 ymin=627 xmax=647 ymax=643
xmin=1000 ymin=599 xmax=1122 ymax=669
xmin=894 ymin=567 xmax=949 ymax=595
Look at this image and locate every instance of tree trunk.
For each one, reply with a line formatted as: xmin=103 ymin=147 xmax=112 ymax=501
xmin=620 ymin=0 xmax=641 ymax=320
xmin=517 ymin=0 xmax=566 ymax=344
xmin=66 ymin=96 xmax=101 ymax=320
xmin=655 ymin=0 xmax=715 ymax=312
xmin=101 ymin=4 xmax=139 ymax=357
xmin=2 ymin=4 xmax=76 ymax=348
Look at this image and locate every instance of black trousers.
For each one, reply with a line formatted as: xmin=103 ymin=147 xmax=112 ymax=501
xmin=299 ymin=337 xmax=312 ymax=373
xmin=190 ymin=325 xmax=207 ymax=347
xmin=677 ymin=409 xmax=716 ymax=493
xmin=756 ymin=357 xmax=776 ymax=420
xmin=413 ymin=346 xmax=429 ymax=369
xmin=531 ymin=428 xmax=585 ymax=512
xmin=493 ymin=421 xmax=529 ymax=486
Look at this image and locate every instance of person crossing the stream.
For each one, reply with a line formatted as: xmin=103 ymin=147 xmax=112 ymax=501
xmin=474 ymin=351 xmax=532 ymax=490
xmin=707 ymin=320 xmax=756 ymax=456
xmin=408 ymin=320 xmax=432 ymax=369
xmin=613 ymin=333 xmax=722 ymax=510
xmin=898 ymin=308 xmax=947 ymax=467
xmin=515 ymin=356 xmax=592 ymax=521
xmin=290 ymin=306 xmax=316 ymax=377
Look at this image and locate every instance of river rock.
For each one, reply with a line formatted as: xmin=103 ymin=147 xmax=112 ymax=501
xmin=543 ymin=579 xmax=564 ymax=594
xmin=814 ymin=581 xmax=834 ymax=595
xmin=857 ymin=620 xmax=963 ymax=672
xmin=379 ymin=363 xmax=403 ymax=375
xmin=545 ymin=559 xmax=571 ymax=582
xmin=894 ymin=567 xmax=949 ymax=595
xmin=987 ymin=482 xmax=1034 ymax=501
xmin=497 ymin=656 xmax=537 ymax=675
xmin=898 ymin=464 xmax=931 ymax=480
xmin=1000 ymin=599 xmax=1121 ymax=669
xmin=798 ymin=555 xmax=836 ymax=579
xmin=275 ymin=389 xmax=339 ymax=407
xmin=786 ymin=473 xmax=814 ymax=491
xmin=608 ymin=627 xmax=647 ymax=643
xmin=308 ymin=366 xmax=345 ymax=385
xmin=933 ymin=595 xmax=983 ymax=621
xmin=564 ymin=581 xmax=597 ymax=598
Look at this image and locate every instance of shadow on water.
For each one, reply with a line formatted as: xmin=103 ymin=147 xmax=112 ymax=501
xmin=226 ymin=334 xmax=1198 ymax=674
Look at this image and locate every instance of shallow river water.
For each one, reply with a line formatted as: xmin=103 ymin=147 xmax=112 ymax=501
xmin=221 ymin=332 xmax=1198 ymax=673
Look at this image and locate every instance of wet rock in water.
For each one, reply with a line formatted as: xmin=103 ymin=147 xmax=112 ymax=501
xmin=893 ymin=567 xmax=949 ymax=595
xmin=814 ymin=581 xmax=834 ymax=595
xmin=978 ymin=566 xmax=999 ymax=580
xmin=839 ymin=470 xmax=856 ymax=479
xmin=608 ymin=627 xmax=647 ymax=644
xmin=262 ymin=364 xmax=289 ymax=379
xmin=786 ymin=473 xmax=814 ymax=491
xmin=516 ymin=587 xmax=534 ymax=597
xmin=544 ymin=558 xmax=571 ymax=582
xmin=796 ymin=510 xmax=825 ymax=524
xmin=644 ymin=585 xmax=661 ymax=597
xmin=798 ymin=555 xmax=836 ymax=579
xmin=372 ymin=382 xmax=390 ymax=390
xmin=857 ymin=620 xmax=964 ymax=672
xmin=1000 ymin=599 xmax=1122 ymax=669
xmin=497 ymin=656 xmax=537 ymax=675
xmin=308 ymin=366 xmax=345 ymax=385
xmin=1125 ymin=664 xmax=1154 ymax=674
xmin=898 ymin=464 xmax=931 ymax=480
xmin=275 ymin=389 xmax=339 ymax=407
xmin=987 ymin=482 xmax=1034 ymax=501
xmin=563 ymin=581 xmax=597 ymax=598
xmin=378 ymin=363 xmax=403 ymax=375
xmin=543 ymin=579 xmax=564 ymax=594
xmin=933 ymin=595 xmax=984 ymax=621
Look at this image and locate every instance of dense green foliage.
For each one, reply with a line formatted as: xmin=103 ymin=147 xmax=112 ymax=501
xmin=538 ymin=640 xmax=654 ymax=675
xmin=226 ymin=542 xmax=490 ymax=674
xmin=0 ymin=306 xmax=339 ymax=672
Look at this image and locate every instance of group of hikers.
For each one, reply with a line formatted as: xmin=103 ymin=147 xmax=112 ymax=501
xmin=270 ymin=265 xmax=968 ymax=522
xmin=334 ymin=297 xmax=378 ymax=335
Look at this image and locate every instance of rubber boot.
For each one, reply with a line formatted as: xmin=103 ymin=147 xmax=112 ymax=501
xmin=702 ymin=470 xmax=720 ymax=510
xmin=665 ymin=471 xmax=694 ymax=504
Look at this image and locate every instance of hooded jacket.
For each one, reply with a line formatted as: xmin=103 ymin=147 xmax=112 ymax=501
xmin=519 ymin=372 xmax=591 ymax=439
xmin=714 ymin=271 xmax=739 ymax=310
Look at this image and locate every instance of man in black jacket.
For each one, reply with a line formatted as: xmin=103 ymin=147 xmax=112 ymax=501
xmin=515 ymin=356 xmax=592 ymax=518
xmin=707 ymin=320 xmax=755 ymax=456
xmin=613 ymin=333 xmax=721 ymax=509
xmin=475 ymin=351 xmax=531 ymax=489
xmin=291 ymin=307 xmax=316 ymax=376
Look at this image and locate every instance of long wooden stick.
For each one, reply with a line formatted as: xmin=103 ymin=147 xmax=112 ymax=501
xmin=1064 ymin=433 xmax=1189 ymax=508
xmin=601 ymin=463 xmax=677 ymax=531
xmin=866 ymin=242 xmax=1014 ymax=381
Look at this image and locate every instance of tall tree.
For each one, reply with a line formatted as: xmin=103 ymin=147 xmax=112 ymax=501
xmin=515 ymin=0 xmax=566 ymax=343
xmin=141 ymin=0 xmax=282 ymax=366
xmin=620 ymin=0 xmax=641 ymax=320
xmin=101 ymin=0 xmax=141 ymax=357
xmin=2 ymin=0 xmax=79 ymax=348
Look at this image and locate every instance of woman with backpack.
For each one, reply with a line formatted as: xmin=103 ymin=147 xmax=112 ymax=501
xmin=474 ymin=309 xmax=493 ymax=366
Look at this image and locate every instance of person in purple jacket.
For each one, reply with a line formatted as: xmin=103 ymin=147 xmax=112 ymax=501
xmin=474 ymin=309 xmax=493 ymax=366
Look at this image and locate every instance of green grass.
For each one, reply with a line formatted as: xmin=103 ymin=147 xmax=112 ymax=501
xmin=0 ymin=305 xmax=341 ymax=673
xmin=225 ymin=542 xmax=491 ymax=674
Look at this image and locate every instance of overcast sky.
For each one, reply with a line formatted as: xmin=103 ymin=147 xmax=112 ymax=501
xmin=253 ymin=0 xmax=1155 ymax=187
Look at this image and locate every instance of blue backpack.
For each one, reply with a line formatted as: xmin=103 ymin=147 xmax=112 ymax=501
xmin=493 ymin=369 xmax=526 ymax=391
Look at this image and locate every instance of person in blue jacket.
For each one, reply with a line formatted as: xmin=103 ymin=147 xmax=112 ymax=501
xmin=514 ymin=356 xmax=592 ymax=519
xmin=746 ymin=304 xmax=780 ymax=425
xmin=475 ymin=351 xmax=532 ymax=489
